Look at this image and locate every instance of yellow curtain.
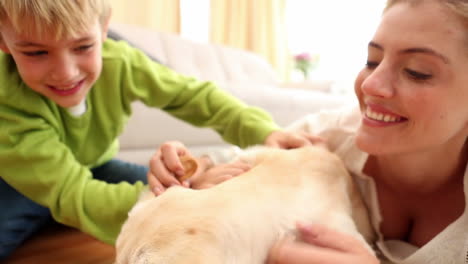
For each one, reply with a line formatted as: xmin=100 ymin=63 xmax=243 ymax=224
xmin=210 ymin=0 xmax=288 ymax=79
xmin=111 ymin=0 xmax=181 ymax=33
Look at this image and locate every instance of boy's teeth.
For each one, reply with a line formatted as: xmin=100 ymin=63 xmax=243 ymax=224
xmin=55 ymin=84 xmax=75 ymax=90
xmin=366 ymin=108 xmax=401 ymax=122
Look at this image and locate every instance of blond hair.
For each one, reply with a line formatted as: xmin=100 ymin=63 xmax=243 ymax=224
xmin=0 ymin=0 xmax=111 ymax=40
xmin=385 ymin=0 xmax=468 ymax=47
xmin=385 ymin=0 xmax=468 ymax=26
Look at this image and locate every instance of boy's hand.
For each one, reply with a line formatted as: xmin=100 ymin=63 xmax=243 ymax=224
xmin=267 ymin=223 xmax=378 ymax=264
xmin=148 ymin=141 xmax=194 ymax=195
xmin=189 ymin=161 xmax=251 ymax=189
xmin=264 ymin=130 xmax=327 ymax=149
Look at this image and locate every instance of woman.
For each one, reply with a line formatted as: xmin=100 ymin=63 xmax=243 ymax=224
xmin=149 ymin=0 xmax=468 ymax=262
xmin=267 ymin=0 xmax=468 ymax=262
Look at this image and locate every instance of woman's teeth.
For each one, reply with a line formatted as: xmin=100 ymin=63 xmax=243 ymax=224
xmin=366 ymin=108 xmax=402 ymax=122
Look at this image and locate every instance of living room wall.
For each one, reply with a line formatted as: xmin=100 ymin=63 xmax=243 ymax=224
xmin=110 ymin=0 xmax=387 ymax=85
xmin=110 ymin=0 xmax=287 ymax=79
xmin=111 ymin=0 xmax=180 ymax=33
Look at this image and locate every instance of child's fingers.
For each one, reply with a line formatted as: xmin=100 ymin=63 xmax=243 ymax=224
xmin=146 ymin=171 xmax=166 ymax=195
xmin=159 ymin=143 xmax=187 ymax=178
xmin=148 ymin=154 xmax=181 ymax=187
xmin=159 ymin=141 xmax=187 ymax=157
xmin=148 ymin=141 xmax=195 ymax=187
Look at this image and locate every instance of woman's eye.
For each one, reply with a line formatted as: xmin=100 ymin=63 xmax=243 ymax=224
xmin=405 ymin=68 xmax=432 ymax=81
xmin=23 ymin=50 xmax=47 ymax=57
xmin=365 ymin=61 xmax=379 ymax=69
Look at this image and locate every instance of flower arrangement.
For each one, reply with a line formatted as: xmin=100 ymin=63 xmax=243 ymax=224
xmin=293 ymin=52 xmax=319 ymax=79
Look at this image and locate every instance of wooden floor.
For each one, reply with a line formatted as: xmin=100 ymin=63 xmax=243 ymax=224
xmin=4 ymin=224 xmax=115 ymax=264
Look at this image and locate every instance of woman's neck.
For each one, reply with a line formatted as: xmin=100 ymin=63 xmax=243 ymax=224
xmin=366 ymin=140 xmax=467 ymax=196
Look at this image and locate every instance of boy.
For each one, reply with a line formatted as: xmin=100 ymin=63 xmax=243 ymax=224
xmin=0 ymin=0 xmax=312 ymax=259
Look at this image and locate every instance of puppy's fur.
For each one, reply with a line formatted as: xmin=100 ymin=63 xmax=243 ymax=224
xmin=115 ymin=146 xmax=374 ymax=264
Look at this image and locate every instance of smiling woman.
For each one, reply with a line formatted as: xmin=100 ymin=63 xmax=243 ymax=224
xmin=267 ymin=0 xmax=468 ymax=263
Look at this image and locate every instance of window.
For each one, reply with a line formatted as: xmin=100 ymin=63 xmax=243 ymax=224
xmin=180 ymin=0 xmax=210 ymax=43
xmin=286 ymin=0 xmax=386 ymax=87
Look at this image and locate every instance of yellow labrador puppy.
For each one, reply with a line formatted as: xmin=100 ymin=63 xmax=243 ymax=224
xmin=115 ymin=146 xmax=374 ymax=264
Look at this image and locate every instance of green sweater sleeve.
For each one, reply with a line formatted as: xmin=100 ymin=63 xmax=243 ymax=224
xmin=104 ymin=40 xmax=280 ymax=148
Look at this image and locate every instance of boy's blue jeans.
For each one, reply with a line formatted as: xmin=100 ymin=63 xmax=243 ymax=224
xmin=0 ymin=159 xmax=148 ymax=260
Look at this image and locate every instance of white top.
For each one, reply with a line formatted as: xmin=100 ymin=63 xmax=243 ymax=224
xmin=286 ymin=105 xmax=468 ymax=264
xmin=66 ymin=99 xmax=87 ymax=117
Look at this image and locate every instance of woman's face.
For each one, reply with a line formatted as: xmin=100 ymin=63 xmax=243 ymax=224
xmin=354 ymin=1 xmax=468 ymax=156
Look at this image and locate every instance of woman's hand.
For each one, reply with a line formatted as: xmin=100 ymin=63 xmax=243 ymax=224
xmin=147 ymin=141 xmax=194 ymax=195
xmin=189 ymin=160 xmax=251 ymax=189
xmin=267 ymin=223 xmax=379 ymax=264
xmin=264 ymin=130 xmax=327 ymax=149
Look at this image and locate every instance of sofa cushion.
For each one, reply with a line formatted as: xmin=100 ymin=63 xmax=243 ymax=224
xmin=108 ymin=28 xmax=164 ymax=65
xmin=117 ymin=83 xmax=351 ymax=165
xmin=109 ymin=23 xmax=278 ymax=86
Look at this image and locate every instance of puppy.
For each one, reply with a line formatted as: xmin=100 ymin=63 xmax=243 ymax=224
xmin=115 ymin=146 xmax=374 ymax=264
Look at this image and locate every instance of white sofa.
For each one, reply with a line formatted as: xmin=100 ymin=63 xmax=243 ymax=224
xmin=110 ymin=23 xmax=352 ymax=165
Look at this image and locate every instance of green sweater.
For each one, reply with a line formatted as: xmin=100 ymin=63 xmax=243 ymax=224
xmin=0 ymin=39 xmax=279 ymax=244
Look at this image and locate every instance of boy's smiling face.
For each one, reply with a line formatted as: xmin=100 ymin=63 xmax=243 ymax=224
xmin=0 ymin=19 xmax=109 ymax=108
